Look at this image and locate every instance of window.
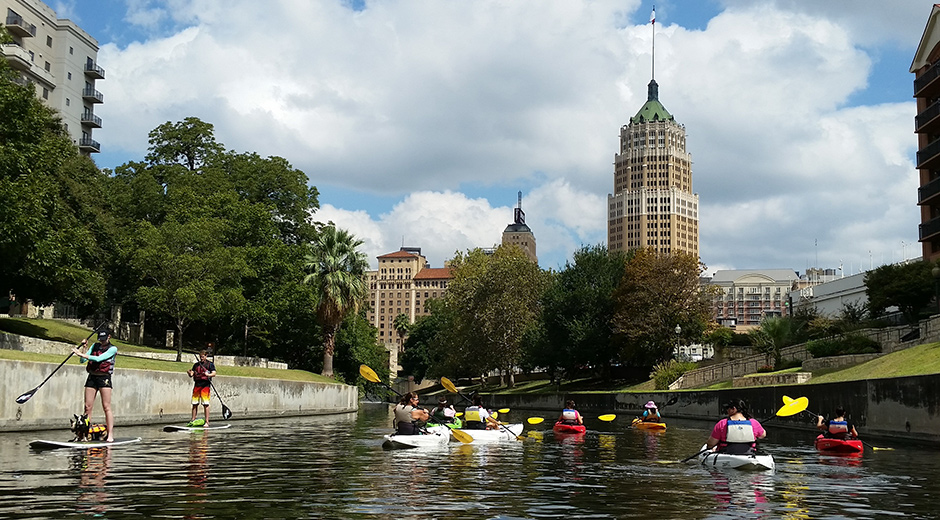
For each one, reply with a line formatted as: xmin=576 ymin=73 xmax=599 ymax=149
xmin=44 ymin=61 xmax=50 ymax=72
xmin=69 ymin=46 xmax=74 ymax=55
xmin=46 ymin=36 xmax=52 ymax=47
xmin=42 ymin=88 xmax=48 ymax=99
xmin=67 ymin=72 xmax=71 ymax=80
xmin=65 ymin=98 xmax=70 ymax=106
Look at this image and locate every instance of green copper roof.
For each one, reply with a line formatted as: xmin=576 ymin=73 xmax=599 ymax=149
xmin=631 ymin=79 xmax=673 ymax=124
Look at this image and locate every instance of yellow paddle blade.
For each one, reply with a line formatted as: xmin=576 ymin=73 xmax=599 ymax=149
xmin=359 ymin=365 xmax=381 ymax=384
xmin=498 ymin=408 xmax=510 ymax=414
xmin=456 ymin=412 xmax=463 ymax=417
xmin=776 ymin=396 xmax=809 ymax=417
xmin=491 ymin=411 xmax=498 ymax=420
xmin=598 ymin=414 xmax=617 ymax=422
xmin=872 ymin=446 xmax=894 ymax=451
xmin=450 ymin=428 xmax=473 ymax=444
xmin=440 ymin=377 xmax=458 ymax=394
xmin=527 ymin=417 xmax=545 ymax=425
xmin=782 ymin=395 xmax=795 ymax=404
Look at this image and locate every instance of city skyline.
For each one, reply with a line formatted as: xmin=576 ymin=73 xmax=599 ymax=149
xmin=54 ymin=0 xmax=922 ymax=274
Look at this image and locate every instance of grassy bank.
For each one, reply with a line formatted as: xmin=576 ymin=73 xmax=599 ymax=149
xmin=0 ymin=318 xmax=334 ymax=384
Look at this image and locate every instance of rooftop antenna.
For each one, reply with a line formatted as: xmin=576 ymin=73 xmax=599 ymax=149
xmin=650 ymin=5 xmax=656 ymax=80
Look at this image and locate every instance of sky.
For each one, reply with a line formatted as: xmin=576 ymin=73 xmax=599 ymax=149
xmin=52 ymin=0 xmax=929 ymax=275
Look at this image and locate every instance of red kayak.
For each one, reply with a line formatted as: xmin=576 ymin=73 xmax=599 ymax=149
xmin=553 ymin=422 xmax=586 ymax=434
xmin=815 ymin=434 xmax=863 ymax=454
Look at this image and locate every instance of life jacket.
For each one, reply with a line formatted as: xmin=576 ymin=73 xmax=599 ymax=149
xmin=193 ymin=362 xmax=210 ymax=381
xmin=561 ymin=409 xmax=579 ymax=424
xmin=828 ymin=420 xmax=850 ymax=439
xmin=720 ymin=419 xmax=757 ymax=454
xmin=431 ymin=407 xmax=455 ymax=424
xmin=464 ymin=406 xmax=488 ymax=429
xmin=86 ymin=342 xmax=114 ymax=374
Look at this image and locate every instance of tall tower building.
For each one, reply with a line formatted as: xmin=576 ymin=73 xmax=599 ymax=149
xmin=913 ymin=5 xmax=940 ymax=261
xmin=502 ymin=191 xmax=537 ymax=264
xmin=1 ymin=0 xmax=103 ymax=155
xmin=607 ymin=13 xmax=698 ymax=256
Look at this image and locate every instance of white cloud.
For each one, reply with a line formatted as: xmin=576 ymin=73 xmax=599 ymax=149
xmin=93 ymin=0 xmax=921 ymax=273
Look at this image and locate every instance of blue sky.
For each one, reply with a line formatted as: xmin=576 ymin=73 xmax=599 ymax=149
xmin=54 ymin=0 xmax=928 ymax=274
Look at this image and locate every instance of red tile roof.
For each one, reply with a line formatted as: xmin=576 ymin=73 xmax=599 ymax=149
xmin=414 ymin=267 xmax=453 ymax=280
xmin=378 ymin=250 xmax=419 ymax=259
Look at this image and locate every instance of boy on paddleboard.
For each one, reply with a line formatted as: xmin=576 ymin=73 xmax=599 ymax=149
xmin=187 ymin=351 xmax=217 ymax=426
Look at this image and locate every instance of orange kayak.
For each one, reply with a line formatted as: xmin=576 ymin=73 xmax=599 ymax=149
xmin=632 ymin=418 xmax=666 ymax=430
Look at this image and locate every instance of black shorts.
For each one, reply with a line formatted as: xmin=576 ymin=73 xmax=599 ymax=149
xmin=84 ymin=374 xmax=112 ymax=389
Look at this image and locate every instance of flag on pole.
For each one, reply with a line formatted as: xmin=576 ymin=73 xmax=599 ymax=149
xmin=650 ymin=6 xmax=656 ymax=25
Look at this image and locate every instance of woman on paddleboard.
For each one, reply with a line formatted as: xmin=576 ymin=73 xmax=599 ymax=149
xmin=705 ymin=399 xmax=766 ymax=455
xmin=71 ymin=330 xmax=117 ymax=442
xmin=557 ymin=400 xmax=583 ymax=426
xmin=393 ymin=392 xmax=429 ymax=435
xmin=816 ymin=406 xmax=859 ymax=439
xmin=187 ymin=350 xmax=217 ymax=426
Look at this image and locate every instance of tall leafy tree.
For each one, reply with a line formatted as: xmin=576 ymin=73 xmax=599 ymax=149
xmin=303 ymin=226 xmax=369 ymax=378
xmin=146 ymin=117 xmax=224 ymax=171
xmin=749 ymin=317 xmax=802 ymax=368
xmin=865 ymin=260 xmax=937 ymax=323
xmin=612 ymin=248 xmax=715 ymax=372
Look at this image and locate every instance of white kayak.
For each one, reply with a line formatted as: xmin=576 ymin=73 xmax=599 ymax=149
xmin=382 ymin=425 xmax=451 ymax=449
xmin=454 ymin=423 xmax=524 ymax=443
xmin=698 ymin=444 xmax=775 ymax=471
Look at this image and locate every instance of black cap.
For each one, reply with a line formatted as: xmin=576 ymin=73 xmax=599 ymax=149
xmin=97 ymin=330 xmax=110 ymax=342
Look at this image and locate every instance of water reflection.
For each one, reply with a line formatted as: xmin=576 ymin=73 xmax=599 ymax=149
xmin=73 ymin=446 xmax=111 ymax=516
xmin=709 ymin=470 xmax=772 ymax=518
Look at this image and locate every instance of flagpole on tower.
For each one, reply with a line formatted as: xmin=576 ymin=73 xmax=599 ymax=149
xmin=651 ymin=5 xmax=656 ymax=80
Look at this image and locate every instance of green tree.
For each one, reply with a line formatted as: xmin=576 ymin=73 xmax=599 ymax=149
xmin=612 ymin=248 xmax=715 ymax=372
xmin=332 ymin=311 xmax=385 ymax=386
xmin=704 ymin=325 xmax=733 ymax=362
xmin=748 ymin=317 xmax=802 ymax=368
xmin=442 ymin=246 xmax=550 ymax=386
xmin=302 ymin=226 xmax=369 ymax=378
xmin=865 ymin=260 xmax=937 ymax=323
xmin=400 ymin=299 xmax=453 ymax=382
xmin=392 ymin=313 xmax=411 ymax=349
xmin=146 ymin=117 xmax=224 ymax=171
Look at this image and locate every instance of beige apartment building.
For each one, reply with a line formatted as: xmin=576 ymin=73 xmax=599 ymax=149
xmin=365 ymin=248 xmax=453 ymax=358
xmin=607 ymin=78 xmax=699 ymax=256
xmin=1 ymin=0 xmax=103 ymax=155
xmin=707 ymin=269 xmax=799 ymax=329
xmin=501 ymin=191 xmax=537 ymax=264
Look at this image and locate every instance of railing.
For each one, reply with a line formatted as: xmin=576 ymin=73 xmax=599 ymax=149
xmin=916 ymin=138 xmax=940 ymax=169
xmin=916 ymin=100 xmax=940 ymax=133
xmin=81 ymin=113 xmax=102 ymax=127
xmin=919 ymin=215 xmax=940 ymax=241
xmin=4 ymin=14 xmax=37 ymax=37
xmin=915 ymin=64 xmax=940 ymax=96
xmin=918 ymin=176 xmax=940 ymax=205
xmin=78 ymin=137 xmax=100 ymax=152
xmin=84 ymin=62 xmax=105 ymax=79
xmin=81 ymin=87 xmax=103 ymax=103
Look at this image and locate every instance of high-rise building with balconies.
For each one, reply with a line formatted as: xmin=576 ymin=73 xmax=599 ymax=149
xmin=913 ymin=5 xmax=940 ymax=261
xmin=1 ymin=0 xmax=103 ymax=155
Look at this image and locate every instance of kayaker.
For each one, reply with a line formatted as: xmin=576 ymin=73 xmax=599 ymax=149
xmin=557 ymin=400 xmax=583 ymax=425
xmin=463 ymin=394 xmax=499 ymax=430
xmin=705 ymin=399 xmax=766 ymax=455
xmin=816 ymin=406 xmax=859 ymax=439
xmin=430 ymin=396 xmax=457 ymax=424
xmin=642 ymin=400 xmax=662 ymax=422
xmin=393 ymin=392 xmax=429 ymax=435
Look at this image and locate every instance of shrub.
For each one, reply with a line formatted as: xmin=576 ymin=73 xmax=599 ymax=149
xmin=806 ymin=334 xmax=882 ymax=358
xmin=757 ymin=365 xmax=774 ymax=373
xmin=777 ymin=358 xmax=804 ymax=370
xmin=650 ymin=359 xmax=699 ymax=390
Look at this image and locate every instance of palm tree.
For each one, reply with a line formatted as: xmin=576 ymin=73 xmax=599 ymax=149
xmin=749 ymin=317 xmax=802 ymax=369
xmin=303 ymin=226 xmax=369 ymax=377
xmin=392 ymin=313 xmax=411 ymax=353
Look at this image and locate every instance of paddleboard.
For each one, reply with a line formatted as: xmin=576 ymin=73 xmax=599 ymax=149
xmin=29 ymin=437 xmax=142 ymax=450
xmin=163 ymin=424 xmax=232 ymax=432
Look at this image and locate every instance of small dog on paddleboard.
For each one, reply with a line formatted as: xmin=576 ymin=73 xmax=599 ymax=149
xmin=69 ymin=414 xmax=108 ymax=442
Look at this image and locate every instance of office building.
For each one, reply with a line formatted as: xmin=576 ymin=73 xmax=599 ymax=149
xmin=501 ymin=191 xmax=537 ymax=264
xmin=1 ymin=0 xmax=103 ymax=154
xmin=707 ymin=269 xmax=799 ymax=329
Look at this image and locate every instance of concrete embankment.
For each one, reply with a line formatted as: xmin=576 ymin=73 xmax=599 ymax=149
xmin=483 ymin=374 xmax=940 ymax=445
xmin=0 ymin=359 xmax=358 ymax=432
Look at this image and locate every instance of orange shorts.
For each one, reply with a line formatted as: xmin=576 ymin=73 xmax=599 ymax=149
xmin=191 ymin=386 xmax=211 ymax=405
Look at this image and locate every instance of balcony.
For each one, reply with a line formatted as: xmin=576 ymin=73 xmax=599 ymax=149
xmin=920 ymin=215 xmax=940 ymax=241
xmin=81 ymin=113 xmax=102 ymax=128
xmin=78 ymin=137 xmax=100 ymax=153
xmin=81 ymin=87 xmax=104 ymax=103
xmin=5 ymin=14 xmax=36 ymax=37
xmin=84 ymin=62 xmax=105 ymax=79
xmin=915 ymin=64 xmax=940 ymax=99
xmin=916 ymin=100 xmax=940 ymax=134
xmin=917 ymin=138 xmax=940 ymax=170
xmin=919 ymin=176 xmax=940 ymax=206
xmin=0 ymin=43 xmax=31 ymax=71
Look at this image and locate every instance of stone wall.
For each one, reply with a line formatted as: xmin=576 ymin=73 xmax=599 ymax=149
xmin=802 ymin=353 xmax=881 ymax=372
xmin=732 ymin=372 xmax=812 ymax=388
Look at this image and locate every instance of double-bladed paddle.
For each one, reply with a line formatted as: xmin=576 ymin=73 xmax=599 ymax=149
xmin=440 ymin=377 xmax=524 ymax=441
xmin=14 ymin=322 xmax=106 ymax=404
xmin=781 ymin=395 xmax=892 ymax=451
xmin=359 ymin=365 xmax=472 ymax=444
xmin=527 ymin=414 xmax=617 ymax=425
xmin=193 ymin=353 xmax=232 ymax=420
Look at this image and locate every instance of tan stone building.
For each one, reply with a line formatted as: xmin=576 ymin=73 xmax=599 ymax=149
xmin=912 ymin=5 xmax=940 ymax=262
xmin=707 ymin=269 xmax=799 ymax=329
xmin=607 ymin=78 xmax=699 ymax=256
xmin=365 ymin=248 xmax=452 ymax=357
xmin=1 ymin=0 xmax=103 ymax=155
xmin=501 ymin=191 xmax=537 ymax=264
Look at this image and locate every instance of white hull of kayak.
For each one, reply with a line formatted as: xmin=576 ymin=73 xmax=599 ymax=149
xmin=453 ymin=424 xmax=523 ymax=443
xmin=698 ymin=445 xmax=775 ymax=471
xmin=382 ymin=426 xmax=451 ymax=449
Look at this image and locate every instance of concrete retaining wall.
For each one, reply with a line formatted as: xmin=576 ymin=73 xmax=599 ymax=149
xmin=732 ymin=372 xmax=812 ymax=387
xmin=0 ymin=359 xmax=358 ymax=432
xmin=477 ymin=373 xmax=940 ymax=445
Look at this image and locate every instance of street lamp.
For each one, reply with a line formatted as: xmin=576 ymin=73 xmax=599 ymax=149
xmin=675 ymin=324 xmax=681 ymax=356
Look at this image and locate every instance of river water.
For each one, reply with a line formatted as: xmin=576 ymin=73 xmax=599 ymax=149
xmin=1 ymin=402 xmax=938 ymax=519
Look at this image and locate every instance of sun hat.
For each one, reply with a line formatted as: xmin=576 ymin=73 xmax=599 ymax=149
xmin=645 ymin=401 xmax=657 ymax=409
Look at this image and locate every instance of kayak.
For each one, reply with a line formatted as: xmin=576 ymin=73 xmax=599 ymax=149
xmin=698 ymin=445 xmax=775 ymax=471
xmin=382 ymin=425 xmax=451 ymax=449
xmin=631 ymin=418 xmax=667 ymax=431
xmin=553 ymin=422 xmax=586 ymax=434
xmin=427 ymin=417 xmax=463 ymax=429
xmin=164 ymin=424 xmax=232 ymax=432
xmin=29 ymin=437 xmax=142 ymax=450
xmin=815 ymin=434 xmax=863 ymax=454
xmin=455 ymin=423 xmax=524 ymax=443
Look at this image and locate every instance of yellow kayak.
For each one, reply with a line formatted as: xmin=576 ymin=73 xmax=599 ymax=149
xmin=631 ymin=418 xmax=667 ymax=430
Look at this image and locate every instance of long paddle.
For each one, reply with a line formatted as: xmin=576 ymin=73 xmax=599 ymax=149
xmin=193 ymin=353 xmax=233 ymax=420
xmin=658 ymin=396 xmax=810 ymax=464
xmin=440 ymin=377 xmax=524 ymax=441
xmin=527 ymin=414 xmax=617 ymax=425
xmin=359 ymin=365 xmax=472 ymax=444
xmin=781 ymin=395 xmax=892 ymax=451
xmin=15 ymin=322 xmax=106 ymax=404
